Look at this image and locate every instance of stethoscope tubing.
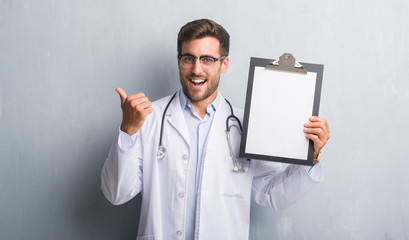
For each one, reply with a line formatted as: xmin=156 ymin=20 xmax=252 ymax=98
xmin=158 ymin=92 xmax=177 ymax=148
xmin=157 ymin=91 xmax=248 ymax=172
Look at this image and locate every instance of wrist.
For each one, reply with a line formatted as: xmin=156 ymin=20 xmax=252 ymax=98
xmin=120 ymin=124 xmax=139 ymax=136
xmin=313 ymin=151 xmax=322 ymax=165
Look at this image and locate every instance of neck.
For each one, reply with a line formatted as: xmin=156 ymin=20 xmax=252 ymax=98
xmin=191 ymin=92 xmax=218 ymax=119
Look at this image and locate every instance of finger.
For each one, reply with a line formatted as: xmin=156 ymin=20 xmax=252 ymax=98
xmin=304 ymin=127 xmax=327 ymax=142
xmin=138 ymin=100 xmax=152 ymax=110
xmin=146 ymin=107 xmax=153 ymax=115
xmin=305 ymin=133 xmax=324 ymax=152
xmin=309 ymin=116 xmax=326 ymax=123
xmin=309 ymin=116 xmax=329 ymax=128
xmin=135 ymin=101 xmax=152 ymax=112
xmin=304 ymin=127 xmax=323 ymax=135
xmin=304 ymin=121 xmax=321 ymax=128
xmin=126 ymin=92 xmax=146 ymax=101
xmin=129 ymin=97 xmax=150 ymax=108
xmin=304 ymin=121 xmax=328 ymax=134
xmin=115 ymin=87 xmax=127 ymax=105
xmin=141 ymin=106 xmax=153 ymax=117
xmin=305 ymin=117 xmax=330 ymax=136
xmin=305 ymin=133 xmax=320 ymax=142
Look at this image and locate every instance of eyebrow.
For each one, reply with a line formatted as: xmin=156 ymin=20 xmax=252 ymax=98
xmin=180 ymin=53 xmax=218 ymax=58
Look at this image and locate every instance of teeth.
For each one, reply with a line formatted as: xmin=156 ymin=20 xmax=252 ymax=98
xmin=192 ymin=79 xmax=205 ymax=84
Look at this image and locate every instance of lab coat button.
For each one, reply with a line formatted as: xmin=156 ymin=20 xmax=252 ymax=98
xmin=176 ymin=230 xmax=182 ymax=236
xmin=178 ymin=192 xmax=184 ymax=198
xmin=182 ymin=154 xmax=188 ymax=160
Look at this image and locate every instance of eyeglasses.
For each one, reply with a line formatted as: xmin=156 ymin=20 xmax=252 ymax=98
xmin=178 ymin=54 xmax=226 ymax=70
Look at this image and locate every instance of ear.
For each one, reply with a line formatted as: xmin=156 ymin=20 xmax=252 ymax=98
xmin=176 ymin=54 xmax=180 ymax=70
xmin=220 ymin=56 xmax=229 ymax=74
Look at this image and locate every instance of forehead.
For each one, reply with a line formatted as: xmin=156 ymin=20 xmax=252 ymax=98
xmin=180 ymin=36 xmax=221 ymax=56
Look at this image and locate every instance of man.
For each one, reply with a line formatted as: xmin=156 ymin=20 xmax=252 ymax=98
xmin=101 ymin=19 xmax=330 ymax=240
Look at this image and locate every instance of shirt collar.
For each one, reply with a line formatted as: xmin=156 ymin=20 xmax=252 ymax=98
xmin=179 ymin=90 xmax=220 ymax=116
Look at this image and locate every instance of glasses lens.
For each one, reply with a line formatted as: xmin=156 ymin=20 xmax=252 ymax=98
xmin=200 ymin=57 xmax=215 ymax=70
xmin=181 ymin=56 xmax=194 ymax=63
xmin=180 ymin=56 xmax=193 ymax=67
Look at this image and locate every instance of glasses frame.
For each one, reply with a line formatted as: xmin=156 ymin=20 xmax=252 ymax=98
xmin=178 ymin=54 xmax=226 ymax=70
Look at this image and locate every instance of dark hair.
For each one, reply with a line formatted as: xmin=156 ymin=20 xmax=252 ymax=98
xmin=177 ymin=19 xmax=230 ymax=56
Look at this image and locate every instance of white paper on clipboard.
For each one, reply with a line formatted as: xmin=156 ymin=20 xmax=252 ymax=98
xmin=245 ymin=67 xmax=317 ymax=160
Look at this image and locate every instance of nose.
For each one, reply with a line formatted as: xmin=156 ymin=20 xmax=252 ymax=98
xmin=192 ymin=58 xmax=204 ymax=75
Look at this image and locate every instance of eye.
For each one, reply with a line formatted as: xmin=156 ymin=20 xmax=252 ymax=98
xmin=201 ymin=57 xmax=214 ymax=64
xmin=182 ymin=56 xmax=195 ymax=63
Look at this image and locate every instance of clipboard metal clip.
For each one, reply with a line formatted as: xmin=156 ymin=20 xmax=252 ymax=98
xmin=266 ymin=53 xmax=307 ymax=74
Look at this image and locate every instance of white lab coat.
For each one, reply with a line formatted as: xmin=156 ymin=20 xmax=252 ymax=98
xmin=101 ymin=90 xmax=323 ymax=240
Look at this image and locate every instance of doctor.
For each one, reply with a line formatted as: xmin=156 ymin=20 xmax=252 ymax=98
xmin=101 ymin=19 xmax=330 ymax=240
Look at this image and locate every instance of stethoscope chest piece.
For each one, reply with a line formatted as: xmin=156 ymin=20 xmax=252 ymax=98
xmin=157 ymin=146 xmax=167 ymax=159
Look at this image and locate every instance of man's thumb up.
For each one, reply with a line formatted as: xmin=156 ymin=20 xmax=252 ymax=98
xmin=115 ymin=87 xmax=127 ymax=107
xmin=114 ymin=87 xmax=152 ymax=136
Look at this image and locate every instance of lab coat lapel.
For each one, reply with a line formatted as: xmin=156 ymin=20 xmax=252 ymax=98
xmin=166 ymin=91 xmax=190 ymax=148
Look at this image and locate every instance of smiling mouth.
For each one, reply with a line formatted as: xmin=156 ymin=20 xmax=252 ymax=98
xmin=189 ymin=78 xmax=206 ymax=86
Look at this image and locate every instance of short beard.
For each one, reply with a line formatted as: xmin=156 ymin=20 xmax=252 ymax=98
xmin=179 ymin=72 xmax=220 ymax=103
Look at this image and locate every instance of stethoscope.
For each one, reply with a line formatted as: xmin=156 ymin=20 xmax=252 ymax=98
xmin=157 ymin=92 xmax=250 ymax=172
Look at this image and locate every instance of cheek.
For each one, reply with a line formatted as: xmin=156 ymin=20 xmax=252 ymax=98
xmin=179 ymin=68 xmax=191 ymax=76
xmin=209 ymin=70 xmax=221 ymax=80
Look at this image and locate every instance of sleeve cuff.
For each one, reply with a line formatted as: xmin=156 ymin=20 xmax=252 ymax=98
xmin=118 ymin=127 xmax=138 ymax=151
xmin=303 ymin=161 xmax=324 ymax=182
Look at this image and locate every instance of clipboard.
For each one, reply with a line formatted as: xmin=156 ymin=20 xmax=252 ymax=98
xmin=239 ymin=54 xmax=324 ymax=166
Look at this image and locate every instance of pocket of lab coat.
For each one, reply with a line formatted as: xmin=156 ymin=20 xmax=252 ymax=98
xmin=221 ymin=157 xmax=252 ymax=199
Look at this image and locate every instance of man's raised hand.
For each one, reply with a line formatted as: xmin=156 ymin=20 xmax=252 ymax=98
xmin=115 ymin=87 xmax=153 ymax=136
xmin=304 ymin=116 xmax=330 ymax=159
